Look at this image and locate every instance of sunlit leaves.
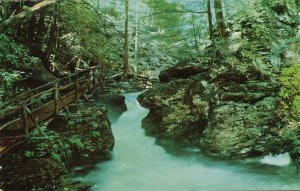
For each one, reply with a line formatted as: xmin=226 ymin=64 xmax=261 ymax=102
xmin=280 ymin=63 xmax=300 ymax=117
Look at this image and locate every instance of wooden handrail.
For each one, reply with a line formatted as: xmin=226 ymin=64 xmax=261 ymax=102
xmin=0 ymin=68 xmax=94 ymax=110
xmin=0 ymin=67 xmax=100 ymax=132
xmin=0 ymin=65 xmax=103 ymax=158
xmin=0 ymin=118 xmax=20 ymax=132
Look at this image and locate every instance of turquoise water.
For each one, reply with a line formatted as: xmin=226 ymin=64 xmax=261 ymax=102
xmin=73 ymin=92 xmax=300 ymax=191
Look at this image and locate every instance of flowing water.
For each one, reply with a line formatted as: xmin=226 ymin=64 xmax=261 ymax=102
xmin=73 ymin=92 xmax=300 ymax=191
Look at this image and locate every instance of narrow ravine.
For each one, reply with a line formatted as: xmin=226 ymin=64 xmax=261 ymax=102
xmin=72 ymin=92 xmax=300 ymax=191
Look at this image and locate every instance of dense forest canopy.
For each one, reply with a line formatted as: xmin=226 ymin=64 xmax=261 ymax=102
xmin=0 ymin=0 xmax=300 ymax=190
xmin=0 ymin=0 xmax=299 ymax=102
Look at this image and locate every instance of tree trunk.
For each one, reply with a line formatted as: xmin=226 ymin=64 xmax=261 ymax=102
xmin=28 ymin=15 xmax=36 ymax=41
xmin=123 ymin=0 xmax=129 ymax=80
xmin=207 ymin=0 xmax=214 ymax=39
xmin=134 ymin=0 xmax=139 ymax=77
xmin=97 ymin=0 xmax=100 ymax=10
xmin=45 ymin=13 xmax=57 ymax=62
xmin=191 ymin=14 xmax=199 ymax=51
xmin=214 ymin=0 xmax=227 ymax=38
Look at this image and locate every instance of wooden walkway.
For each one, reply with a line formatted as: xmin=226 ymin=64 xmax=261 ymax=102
xmin=0 ymin=68 xmax=103 ymax=158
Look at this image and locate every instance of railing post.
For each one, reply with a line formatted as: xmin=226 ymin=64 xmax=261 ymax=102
xmin=89 ymin=69 xmax=94 ymax=90
xmin=54 ymin=83 xmax=59 ymax=114
xmin=68 ymin=71 xmax=72 ymax=84
xmin=88 ymin=78 xmax=92 ymax=91
xmin=76 ymin=73 xmax=80 ymax=100
xmin=93 ymin=71 xmax=97 ymax=87
xmin=22 ymin=103 xmax=28 ymax=137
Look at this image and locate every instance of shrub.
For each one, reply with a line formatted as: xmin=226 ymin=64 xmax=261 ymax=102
xmin=0 ymin=34 xmax=40 ymax=100
xmin=25 ymin=126 xmax=72 ymax=162
xmin=0 ymin=34 xmax=39 ymax=70
xmin=280 ymin=63 xmax=300 ymax=118
xmin=279 ymin=63 xmax=300 ymax=160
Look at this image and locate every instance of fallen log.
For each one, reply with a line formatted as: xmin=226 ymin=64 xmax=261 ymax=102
xmin=0 ymin=0 xmax=62 ymax=32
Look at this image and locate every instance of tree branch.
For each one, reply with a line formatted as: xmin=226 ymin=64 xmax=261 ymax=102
xmin=0 ymin=0 xmax=62 ymax=32
xmin=69 ymin=0 xmax=122 ymax=36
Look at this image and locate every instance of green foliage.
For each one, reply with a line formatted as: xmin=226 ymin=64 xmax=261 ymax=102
xmin=145 ymin=0 xmax=183 ymax=39
xmin=24 ymin=109 xmax=105 ymax=161
xmin=65 ymin=107 xmax=106 ymax=157
xmin=0 ymin=70 xmax=21 ymax=86
xmin=66 ymin=131 xmax=99 ymax=157
xmin=228 ymin=1 xmax=274 ymax=61
xmin=280 ymin=63 xmax=300 ymax=117
xmin=0 ymin=34 xmax=40 ymax=100
xmin=141 ymin=0 xmax=198 ymax=62
xmin=269 ymin=36 xmax=300 ymax=69
xmin=0 ymin=34 xmax=39 ymax=70
xmin=292 ymin=96 xmax=300 ymax=116
xmin=59 ymin=0 xmax=121 ymax=69
xmin=68 ymin=135 xmax=84 ymax=150
xmin=262 ymin=0 xmax=299 ymax=16
xmin=25 ymin=126 xmax=72 ymax=162
xmin=280 ymin=124 xmax=300 ymax=158
xmin=279 ymin=63 xmax=300 ymax=159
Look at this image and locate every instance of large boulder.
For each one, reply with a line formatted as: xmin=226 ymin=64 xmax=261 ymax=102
xmin=158 ymin=61 xmax=210 ymax=83
xmin=138 ymin=59 xmax=283 ymax=159
xmin=200 ymin=97 xmax=282 ymax=158
xmin=138 ymin=79 xmax=206 ymax=146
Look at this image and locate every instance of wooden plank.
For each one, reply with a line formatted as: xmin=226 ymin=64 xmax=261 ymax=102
xmin=0 ymin=92 xmax=33 ymax=110
xmin=0 ymin=137 xmax=25 ymax=158
xmin=0 ymin=81 xmax=90 ymax=133
xmin=54 ymin=83 xmax=59 ymax=114
xmin=0 ymin=88 xmax=54 ymax=118
xmin=0 ymin=70 xmax=89 ymax=110
xmin=76 ymin=76 xmax=80 ymax=100
xmin=0 ymin=87 xmax=52 ymax=111
xmin=22 ymin=103 xmax=28 ymax=136
xmin=0 ymin=118 xmax=21 ymax=132
xmin=0 ymin=105 xmax=22 ymax=117
xmin=0 ymin=75 xmax=89 ymax=118
xmin=24 ymin=87 xmax=55 ymax=105
xmin=57 ymin=92 xmax=70 ymax=115
xmin=60 ymin=82 xmax=76 ymax=91
xmin=25 ymin=107 xmax=37 ymax=127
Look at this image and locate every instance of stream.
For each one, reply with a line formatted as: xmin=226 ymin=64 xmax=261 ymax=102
xmin=72 ymin=92 xmax=300 ymax=190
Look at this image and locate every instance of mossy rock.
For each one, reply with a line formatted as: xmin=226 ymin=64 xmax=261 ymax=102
xmin=200 ymin=97 xmax=280 ymax=158
xmin=1 ymin=158 xmax=66 ymax=191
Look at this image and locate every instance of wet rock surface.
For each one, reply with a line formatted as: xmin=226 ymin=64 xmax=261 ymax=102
xmin=91 ymin=88 xmax=127 ymax=122
xmin=158 ymin=61 xmax=210 ymax=83
xmin=138 ymin=60 xmax=283 ymax=159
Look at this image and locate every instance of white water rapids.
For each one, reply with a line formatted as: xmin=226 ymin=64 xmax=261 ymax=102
xmin=73 ymin=92 xmax=300 ymax=190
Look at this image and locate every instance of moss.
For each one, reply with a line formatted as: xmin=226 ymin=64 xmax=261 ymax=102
xmin=280 ymin=63 xmax=300 ymax=118
xmin=279 ymin=122 xmax=300 ymax=162
xmin=279 ymin=63 xmax=300 ymax=161
xmin=0 ymin=106 xmax=114 ymax=191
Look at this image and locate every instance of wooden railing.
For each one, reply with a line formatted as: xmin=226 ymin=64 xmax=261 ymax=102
xmin=0 ymin=68 xmax=103 ymax=157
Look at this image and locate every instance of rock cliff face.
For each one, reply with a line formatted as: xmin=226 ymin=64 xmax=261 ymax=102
xmin=138 ymin=60 xmax=283 ymax=158
xmin=138 ymin=0 xmax=299 ymax=159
